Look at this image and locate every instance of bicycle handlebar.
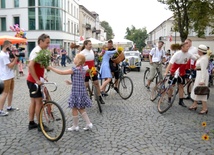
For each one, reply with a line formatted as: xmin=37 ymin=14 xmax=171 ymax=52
xmin=31 ymin=82 xmax=57 ymax=94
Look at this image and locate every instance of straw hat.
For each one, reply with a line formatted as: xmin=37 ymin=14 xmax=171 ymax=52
xmin=198 ymin=44 xmax=207 ymax=53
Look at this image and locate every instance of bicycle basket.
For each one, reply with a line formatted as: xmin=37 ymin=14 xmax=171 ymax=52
xmin=112 ymin=52 xmax=125 ymax=64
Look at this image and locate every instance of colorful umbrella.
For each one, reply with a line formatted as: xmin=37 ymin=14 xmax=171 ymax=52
xmin=0 ymin=35 xmax=27 ymax=45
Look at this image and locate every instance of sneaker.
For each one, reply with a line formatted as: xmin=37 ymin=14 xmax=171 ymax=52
xmin=7 ymin=107 xmax=19 ymax=111
xmin=83 ymin=123 xmax=93 ymax=131
xmin=114 ymin=87 xmax=119 ymax=93
xmin=38 ymin=124 xmax=53 ymax=132
xmin=68 ymin=126 xmax=79 ymax=131
xmin=0 ymin=111 xmax=8 ymax=116
xmin=28 ymin=122 xmax=38 ymax=130
xmin=99 ymin=96 xmax=105 ymax=104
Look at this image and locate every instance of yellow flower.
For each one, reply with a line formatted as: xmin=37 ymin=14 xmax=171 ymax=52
xmin=202 ymin=134 xmax=209 ymax=140
xmin=202 ymin=122 xmax=207 ymax=127
xmin=117 ymin=47 xmax=123 ymax=53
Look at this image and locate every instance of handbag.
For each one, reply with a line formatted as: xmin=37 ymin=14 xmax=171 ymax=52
xmin=194 ymin=86 xmax=210 ymax=95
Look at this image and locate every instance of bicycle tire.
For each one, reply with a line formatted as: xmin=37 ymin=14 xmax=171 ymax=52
xmin=39 ymin=101 xmax=66 ymax=141
xmin=93 ymin=85 xmax=102 ymax=113
xmin=187 ymin=80 xmax=194 ymax=98
xmin=118 ymin=76 xmax=133 ymax=100
xmin=143 ymin=69 xmax=150 ymax=87
xmin=157 ymin=85 xmax=177 ymax=114
xmin=150 ymin=80 xmax=166 ymax=102
xmin=105 ymin=82 xmax=111 ymax=93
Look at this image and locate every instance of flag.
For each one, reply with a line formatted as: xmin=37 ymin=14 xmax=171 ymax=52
xmin=169 ymin=35 xmax=172 ymax=42
xmin=80 ymin=36 xmax=84 ymax=41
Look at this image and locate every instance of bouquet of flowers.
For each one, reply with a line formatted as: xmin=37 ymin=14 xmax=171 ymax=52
xmin=88 ymin=67 xmax=97 ymax=78
xmin=111 ymin=47 xmax=125 ymax=64
xmin=34 ymin=49 xmax=51 ymax=69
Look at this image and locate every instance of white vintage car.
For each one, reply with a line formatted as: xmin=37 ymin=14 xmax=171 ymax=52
xmin=124 ymin=51 xmax=141 ymax=72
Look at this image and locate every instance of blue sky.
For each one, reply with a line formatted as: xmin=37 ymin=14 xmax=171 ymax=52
xmin=79 ymin=0 xmax=173 ymax=38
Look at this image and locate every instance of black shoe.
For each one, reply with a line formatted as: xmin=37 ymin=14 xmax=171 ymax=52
xmin=38 ymin=124 xmax=53 ymax=132
xmin=101 ymin=91 xmax=108 ymax=97
xmin=197 ymin=101 xmax=202 ymax=105
xmin=179 ymin=101 xmax=187 ymax=107
xmin=99 ymin=96 xmax=105 ymax=104
xmin=28 ymin=122 xmax=38 ymax=130
xmin=184 ymin=96 xmax=191 ymax=100
xmin=114 ymin=87 xmax=119 ymax=93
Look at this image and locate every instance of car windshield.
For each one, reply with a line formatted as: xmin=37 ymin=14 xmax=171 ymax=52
xmin=125 ymin=53 xmax=131 ymax=56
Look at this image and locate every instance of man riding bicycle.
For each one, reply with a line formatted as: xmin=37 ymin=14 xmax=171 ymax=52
xmin=146 ymin=40 xmax=166 ymax=90
xmin=164 ymin=42 xmax=199 ymax=107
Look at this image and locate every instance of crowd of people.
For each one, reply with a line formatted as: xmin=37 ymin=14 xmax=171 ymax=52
xmin=0 ymin=33 xmax=213 ymax=135
xmin=147 ymin=39 xmax=213 ymax=114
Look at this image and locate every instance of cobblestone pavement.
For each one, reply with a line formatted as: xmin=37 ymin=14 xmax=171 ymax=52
xmin=0 ymin=62 xmax=214 ymax=155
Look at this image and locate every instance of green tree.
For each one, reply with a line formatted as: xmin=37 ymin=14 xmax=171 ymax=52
xmin=100 ymin=21 xmax=114 ymax=40
xmin=158 ymin=0 xmax=214 ymax=42
xmin=125 ymin=25 xmax=148 ymax=51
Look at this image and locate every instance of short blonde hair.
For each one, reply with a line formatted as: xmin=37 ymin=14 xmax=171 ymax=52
xmin=75 ymin=54 xmax=85 ymax=65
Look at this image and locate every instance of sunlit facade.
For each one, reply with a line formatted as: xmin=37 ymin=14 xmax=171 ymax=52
xmin=0 ymin=0 xmax=79 ymax=56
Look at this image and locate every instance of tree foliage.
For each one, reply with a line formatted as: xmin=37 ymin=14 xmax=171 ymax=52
xmin=100 ymin=21 xmax=114 ymax=40
xmin=158 ymin=0 xmax=214 ymax=42
xmin=125 ymin=25 xmax=148 ymax=51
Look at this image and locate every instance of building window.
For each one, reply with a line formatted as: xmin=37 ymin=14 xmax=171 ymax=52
xmin=74 ymin=6 xmax=76 ymax=18
xmin=39 ymin=0 xmax=61 ymax=7
xmin=39 ymin=7 xmax=62 ymax=31
xmin=0 ymin=0 xmax=5 ymax=8
xmin=28 ymin=0 xmax=35 ymax=6
xmin=71 ymin=3 xmax=73 ymax=16
xmin=14 ymin=0 xmax=19 ymax=7
xmin=67 ymin=1 xmax=69 ymax=13
xmin=71 ymin=22 xmax=73 ymax=34
xmin=14 ymin=17 xmax=20 ymax=26
xmin=68 ymin=20 xmax=70 ymax=33
xmin=28 ymin=8 xmax=35 ymax=30
xmin=0 ymin=17 xmax=6 ymax=31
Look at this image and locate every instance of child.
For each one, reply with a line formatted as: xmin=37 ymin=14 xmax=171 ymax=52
xmin=48 ymin=54 xmax=92 ymax=131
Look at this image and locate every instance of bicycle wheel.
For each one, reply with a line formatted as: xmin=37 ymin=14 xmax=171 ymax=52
xmin=39 ymin=101 xmax=66 ymax=141
xmin=118 ymin=76 xmax=133 ymax=100
xmin=187 ymin=80 xmax=194 ymax=98
xmin=150 ymin=79 xmax=167 ymax=102
xmin=157 ymin=84 xmax=177 ymax=114
xmin=143 ymin=69 xmax=150 ymax=87
xmin=93 ymin=85 xmax=102 ymax=113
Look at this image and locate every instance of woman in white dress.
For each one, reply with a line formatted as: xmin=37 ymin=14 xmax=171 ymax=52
xmin=189 ymin=45 xmax=209 ymax=114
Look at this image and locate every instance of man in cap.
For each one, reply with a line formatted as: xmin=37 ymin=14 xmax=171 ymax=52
xmin=146 ymin=40 xmax=166 ymax=90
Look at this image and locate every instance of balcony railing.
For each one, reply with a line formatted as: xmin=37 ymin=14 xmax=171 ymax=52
xmin=96 ymin=30 xmax=101 ymax=34
xmin=86 ymin=23 xmax=91 ymax=30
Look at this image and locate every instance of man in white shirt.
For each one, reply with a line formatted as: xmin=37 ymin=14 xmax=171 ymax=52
xmin=164 ymin=42 xmax=198 ymax=107
xmin=146 ymin=40 xmax=166 ymax=90
xmin=0 ymin=40 xmax=19 ymax=116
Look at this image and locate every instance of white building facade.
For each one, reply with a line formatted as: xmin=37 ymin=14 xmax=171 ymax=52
xmin=0 ymin=0 xmax=80 ymax=56
xmin=147 ymin=17 xmax=214 ymax=53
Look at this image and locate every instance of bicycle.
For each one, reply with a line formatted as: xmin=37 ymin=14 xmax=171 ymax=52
xmin=33 ymin=82 xmax=66 ymax=141
xmin=143 ymin=62 xmax=163 ymax=88
xmin=86 ymin=70 xmax=102 ymax=114
xmin=151 ymin=69 xmax=195 ymax=102
xmin=157 ymin=68 xmax=195 ymax=114
xmin=104 ymin=63 xmax=133 ymax=100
